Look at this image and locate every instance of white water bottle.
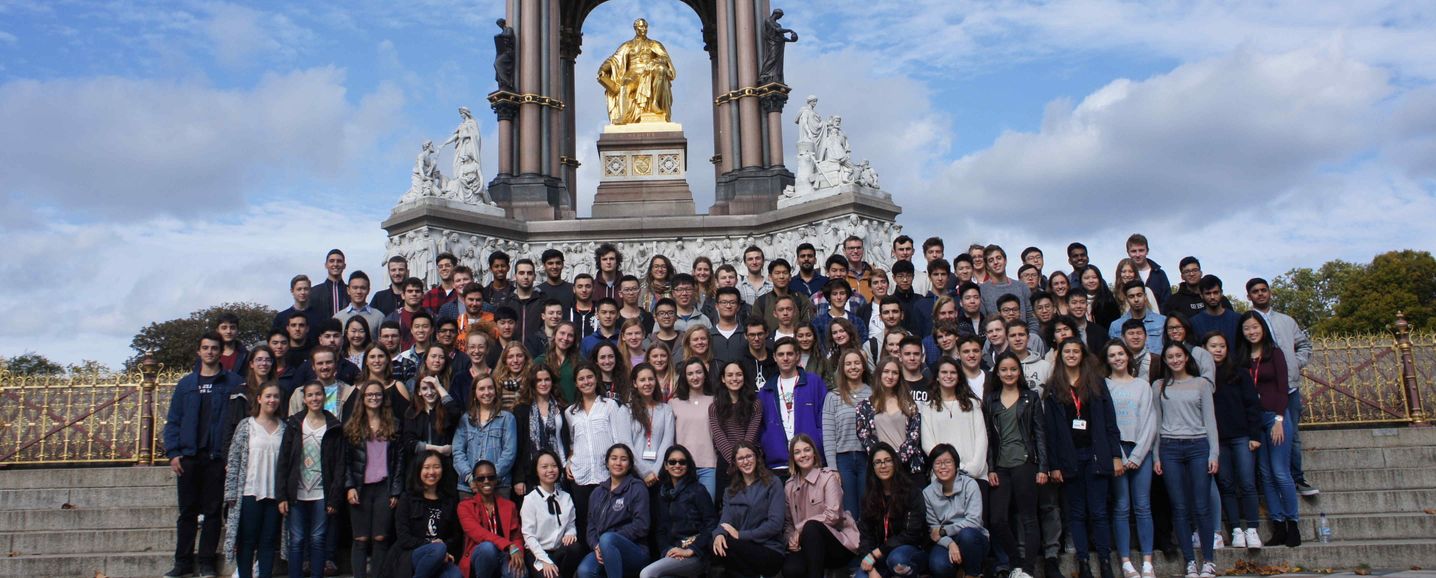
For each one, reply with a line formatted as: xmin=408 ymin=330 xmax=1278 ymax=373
xmin=1318 ymin=513 xmax=1332 ymax=543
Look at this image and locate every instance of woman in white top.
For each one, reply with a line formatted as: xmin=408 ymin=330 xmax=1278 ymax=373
xmin=565 ymin=363 xmax=628 ymax=538
xmin=521 ymin=450 xmax=584 ymax=578
xmin=624 ymin=363 xmax=676 ymax=487
xmin=224 ymin=382 xmax=286 ymax=578
xmin=921 ymin=358 xmax=989 ymax=482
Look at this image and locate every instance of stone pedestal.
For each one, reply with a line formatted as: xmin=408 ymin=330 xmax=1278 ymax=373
xmin=591 ymin=125 xmax=697 ymax=218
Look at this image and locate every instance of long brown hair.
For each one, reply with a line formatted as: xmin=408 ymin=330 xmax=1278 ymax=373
xmin=725 ymin=441 xmax=774 ymax=498
xmin=869 ymin=356 xmax=917 ymax=417
xmin=408 ymin=375 xmax=451 ymax=436
xmin=626 ymin=363 xmax=661 ymax=436
xmin=249 ymin=381 xmax=283 ymax=419
xmin=833 ymin=349 xmax=868 ymax=406
xmin=345 ymin=379 xmax=398 ymax=444
xmin=517 ymin=365 xmax=559 ymax=407
xmin=1047 ymin=338 xmax=1105 ymax=409
xmin=680 ymin=325 xmax=712 ymax=364
xmin=930 ymin=357 xmax=975 ymax=412
xmin=358 ymin=344 xmax=394 ymax=383
xmin=493 ymin=341 xmax=532 ymax=386
xmin=541 ymin=321 xmax=580 ymax=375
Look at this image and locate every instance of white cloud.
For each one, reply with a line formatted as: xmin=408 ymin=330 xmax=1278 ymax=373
xmin=0 ymin=67 xmax=404 ymax=220
xmin=205 ymin=2 xmax=313 ymax=68
xmin=0 ymin=202 xmax=387 ymax=367
xmin=0 ymin=30 xmax=16 ymax=46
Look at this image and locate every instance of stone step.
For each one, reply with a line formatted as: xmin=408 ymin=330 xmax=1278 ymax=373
xmin=0 ymin=465 xmax=173 ymax=489
xmin=0 ymin=551 xmax=174 ymax=578
xmin=0 ymin=528 xmax=175 ymax=556
xmin=1303 ymin=466 xmax=1436 ymax=492
xmin=1073 ymin=539 xmax=1436 ymax=577
xmin=1207 ymin=513 xmax=1436 ymax=543
xmin=0 ymin=484 xmax=174 ymax=510
xmin=0 ymin=505 xmax=176 ymax=531
xmin=1301 ymin=445 xmax=1436 ymax=471
xmin=1295 ymin=427 xmax=1436 ymax=450
xmin=1297 ymin=488 xmax=1436 ymax=515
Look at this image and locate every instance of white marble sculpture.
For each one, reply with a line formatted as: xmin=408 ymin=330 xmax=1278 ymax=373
xmin=401 ymin=141 xmax=444 ymax=203
xmin=395 ymin=107 xmax=500 ymax=212
xmin=781 ymin=97 xmax=887 ymax=207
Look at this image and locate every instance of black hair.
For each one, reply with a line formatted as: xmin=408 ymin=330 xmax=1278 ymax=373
xmin=488 ymin=250 xmax=510 ymax=266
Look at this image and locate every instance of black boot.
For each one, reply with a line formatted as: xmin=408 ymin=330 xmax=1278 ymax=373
xmin=1267 ymin=519 xmax=1287 ymax=547
xmin=1078 ymin=560 xmax=1095 ymax=578
xmin=1045 ymin=557 xmax=1064 ymax=578
xmin=1285 ymin=520 xmax=1303 ymax=548
xmin=1098 ymin=558 xmax=1116 ymax=578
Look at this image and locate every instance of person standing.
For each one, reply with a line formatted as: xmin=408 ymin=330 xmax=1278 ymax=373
xmin=1153 ymin=343 xmax=1221 ymax=578
xmin=1246 ymin=277 xmax=1317 ymax=496
xmin=342 ymin=380 xmax=404 ymax=578
xmin=1044 ymin=340 xmax=1123 ymax=578
xmin=372 ymin=256 xmax=410 ymax=316
xmin=312 ymin=250 xmax=351 ymax=318
xmin=276 ymin=381 xmax=344 ymax=578
xmin=223 ymin=382 xmax=286 ymax=578
xmin=1236 ymin=312 xmax=1303 ymax=548
xmin=1103 ymin=342 xmax=1159 ymax=578
xmin=983 ymin=352 xmax=1047 ymax=578
xmin=164 ymin=333 xmax=243 ymax=578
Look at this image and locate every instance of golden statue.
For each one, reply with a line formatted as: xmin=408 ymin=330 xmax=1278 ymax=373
xmin=598 ymin=18 xmax=675 ymax=125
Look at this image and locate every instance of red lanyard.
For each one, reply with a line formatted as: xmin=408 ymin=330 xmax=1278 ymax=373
xmin=1249 ymin=353 xmax=1262 ymax=384
xmin=1070 ymin=390 xmax=1082 ymax=417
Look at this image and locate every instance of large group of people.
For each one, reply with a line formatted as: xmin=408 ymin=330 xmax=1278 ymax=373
xmin=164 ymin=232 xmax=1316 ymax=578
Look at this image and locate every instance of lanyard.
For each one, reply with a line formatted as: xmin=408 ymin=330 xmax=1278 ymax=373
xmin=1249 ymin=352 xmax=1262 ymax=384
xmin=1069 ymin=389 xmax=1082 ymax=417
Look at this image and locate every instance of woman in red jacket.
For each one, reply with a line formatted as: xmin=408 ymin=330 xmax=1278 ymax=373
xmin=459 ymin=460 xmax=525 ymax=578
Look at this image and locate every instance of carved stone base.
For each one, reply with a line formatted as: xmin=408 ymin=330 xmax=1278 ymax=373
xmin=778 ymin=182 xmax=891 ymax=209
xmin=712 ymin=167 xmax=795 ymax=215
xmin=393 ymin=195 xmax=505 ymax=217
xmin=592 ymin=129 xmax=696 ymax=218
xmin=491 ymin=174 xmax=571 ymax=221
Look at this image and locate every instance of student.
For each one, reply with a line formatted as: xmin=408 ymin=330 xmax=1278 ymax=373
xmin=511 ymin=366 xmax=569 ymax=498
xmin=357 ymin=344 xmax=411 ymax=419
xmin=1109 ymin=281 xmax=1164 ymax=354
xmin=982 ymin=352 xmax=1047 ymax=578
xmin=842 ymin=235 xmax=877 ymax=301
xmin=590 ymin=342 xmax=628 ymax=401
xmin=795 ymin=324 xmax=824 ymax=377
xmin=740 ymin=245 xmax=773 ymax=305
xmin=955 ymin=336 xmax=986 ymax=400
xmin=709 ymin=361 xmax=763 ymax=507
xmin=672 ymin=358 xmax=719 ymax=497
xmin=569 ymin=274 xmax=598 ymax=339
xmin=710 ymin=442 xmax=787 ymax=578
xmin=996 ymin=295 xmax=1046 ymax=356
xmin=822 ymin=348 xmax=874 ymax=521
xmin=422 ymin=252 xmax=461 ymax=311
xmin=1152 ymin=343 xmax=1220 ymax=578
xmin=758 ymin=338 xmax=827 ymax=474
xmin=216 ymin=313 xmax=250 ymax=372
xmin=393 ymin=310 xmax=435 ymax=382
xmin=163 ymin=333 xmax=243 ymax=578
xmin=525 ymin=299 xmax=565 ymax=358
xmin=535 ymin=321 xmax=580 ymax=404
xmin=1103 ymin=341 xmax=1158 ymax=578
xmin=781 ymin=434 xmax=859 ymax=578
xmin=707 ymin=287 xmax=747 ymax=365
xmin=392 ymin=450 xmax=463 ymax=578
xmin=1190 ymin=275 xmax=1240 ymax=348
xmin=1008 ymin=321 xmax=1051 ymax=391
xmin=1022 ymin=246 xmax=1047 ymax=290
xmin=343 ymin=380 xmax=404 ymax=578
xmin=812 ymin=278 xmax=867 ymax=351
xmin=276 ymin=381 xmax=344 ymax=578
xmin=459 ymin=460 xmax=526 ymax=578
xmin=911 ymin=237 xmax=944 ymax=296
xmin=624 ymin=363 xmax=676 ymax=488
xmin=705 ymin=264 xmax=753 ymax=324
xmin=640 ymin=254 xmax=675 ymax=310
xmin=1245 ymin=277 xmax=1316 ymax=496
xmin=858 ymin=357 xmax=924 ymax=476
xmin=1066 ymin=242 xmax=1090 ymax=285
xmin=286 ymin=347 xmax=354 ymax=419
xmin=538 ymin=249 xmax=575 ymax=311
xmin=501 ymin=259 xmax=546 ymax=346
xmin=1124 ymin=234 xmax=1172 ymax=307
xmin=1235 ymin=312 xmax=1302 ymax=548
xmin=385 ymin=278 xmax=431 ymax=352
xmin=337 ymin=271 xmax=386 ymax=341
xmin=1115 ymin=259 xmax=1162 ymax=316
xmin=646 ymin=300 xmax=682 ymax=355
xmin=342 ymin=316 xmax=374 ymax=367
xmin=955 ymin=282 xmax=985 ymax=339
xmin=1066 ymin=293 xmax=1107 ymax=353
xmin=1048 ymin=271 xmax=1072 ymax=317
xmin=860 ymin=267 xmax=890 ymax=342
xmin=1164 ymin=313 xmax=1215 ymax=381
xmin=923 ymin=302 xmax=962 ymax=365
xmin=617 ymin=275 xmax=656 ymax=334
xmin=678 ymin=326 xmax=715 ymax=376
xmin=692 ymin=256 xmax=717 ymax=307
xmin=910 ymin=259 xmax=952 ymax=340
xmin=1203 ymin=332 xmax=1264 ymax=552
xmin=581 ymin=298 xmax=622 ymax=358
xmin=1163 ymin=257 xmax=1209 ymax=317
xmin=824 ymin=318 xmax=868 ymax=382
xmin=978 ymin=245 xmax=1036 ymax=332
xmin=671 ymin=274 xmax=711 ymax=333
xmin=223 ymin=382 xmax=286 ymax=578
xmin=454 ymin=376 xmax=519 ymax=497
xmin=617 ymin=318 xmax=648 ymax=368
xmin=223 ymin=345 xmax=276 ymax=461
xmin=578 ymin=444 xmax=652 ymax=578
xmin=1077 ymin=265 xmax=1122 ymax=331
xmin=921 ymin=359 xmax=988 ymax=488
xmin=284 ymin=314 xmax=314 ymax=369
xmin=856 ymin=443 xmax=928 ymax=578
xmin=402 ymin=373 xmax=461 ymax=473
xmin=790 ymin=242 xmax=829 ymax=298
xmin=868 ymin=296 xmax=908 ymax=364
xmin=565 ymin=364 xmax=628 ymax=537
xmin=767 ymin=294 xmax=804 ymax=342
xmin=493 ymin=342 xmax=532 ymax=412
xmin=372 ymin=256 xmax=410 ymax=316
xmin=922 ymin=444 xmax=989 ymax=578
xmin=520 ymin=450 xmax=585 ymax=578
xmin=897 ymin=336 xmax=931 ymax=404
xmin=275 ymin=275 xmax=327 ymax=340
xmin=1044 ymin=339 xmax=1123 ymax=578
xmin=743 ymin=318 xmax=779 ymax=390
xmin=314 ymin=252 xmax=352 ymax=317
xmin=594 ymin=244 xmax=624 ymax=302
xmin=639 ymin=445 xmax=718 ymax=578
xmin=889 ymin=260 xmax=921 ymax=335
xmin=486 ymin=251 xmax=515 ymax=308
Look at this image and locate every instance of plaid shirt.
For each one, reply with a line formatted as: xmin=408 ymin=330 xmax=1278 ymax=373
xmin=422 ymin=285 xmax=459 ymax=312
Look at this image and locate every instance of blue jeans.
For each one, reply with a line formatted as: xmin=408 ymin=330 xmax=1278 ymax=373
xmin=1257 ymin=413 xmax=1300 ymax=522
xmin=237 ymin=496 xmax=281 ymax=578
xmin=1158 ymin=438 xmax=1214 ymax=563
xmin=836 ymin=451 xmax=868 ymax=522
xmin=578 ymin=532 xmax=650 ymax=578
xmin=286 ymin=500 xmax=327 ymax=578
xmin=857 ymin=544 xmax=927 ymax=577
xmin=470 ymin=542 xmax=518 ymax=578
xmin=1064 ymin=450 xmax=1112 ymax=563
xmin=1110 ymin=442 xmax=1153 ymax=558
xmin=1217 ymin=437 xmax=1260 ymax=530
xmin=695 ymin=467 xmax=716 ymax=502
xmin=927 ymin=529 xmax=988 ymax=577
xmin=412 ymin=541 xmax=461 ymax=578
xmin=1287 ymin=389 xmax=1306 ymax=483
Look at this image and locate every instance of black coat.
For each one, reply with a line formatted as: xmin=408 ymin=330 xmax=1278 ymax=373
xmin=275 ymin=411 xmax=345 ymax=510
xmin=856 ymin=484 xmax=927 ymax=555
xmin=983 ymin=387 xmax=1049 ymax=472
xmin=384 ymin=493 xmax=463 ymax=578
xmin=1213 ymin=370 xmax=1264 ymax=442
xmin=654 ymin=477 xmax=718 ymax=558
xmin=1044 ymin=384 xmax=1123 ymax=477
xmin=399 ymin=398 xmax=463 ymax=474
xmin=511 ymin=402 xmax=572 ymax=489
xmin=344 ymin=431 xmax=404 ymax=498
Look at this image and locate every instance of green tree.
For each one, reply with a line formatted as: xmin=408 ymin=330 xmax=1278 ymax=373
xmin=66 ymin=359 xmax=113 ymax=375
xmin=1325 ymin=250 xmax=1436 ymax=334
xmin=1270 ymin=259 xmax=1361 ymax=333
xmin=5 ymin=352 xmax=65 ymax=376
xmin=127 ymin=302 xmax=277 ymax=372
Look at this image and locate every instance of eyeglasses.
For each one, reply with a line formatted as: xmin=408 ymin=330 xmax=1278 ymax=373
xmin=717 ymin=300 xmax=738 ymax=306
xmin=872 ymin=458 xmax=894 ymax=466
xmin=474 ymin=474 xmax=496 ymax=482
xmin=735 ymin=454 xmax=756 ymax=463
xmin=656 ymin=311 xmax=676 ymax=317
xmin=364 ymin=393 xmax=384 ymax=399
xmin=666 ymin=459 xmax=689 ymax=466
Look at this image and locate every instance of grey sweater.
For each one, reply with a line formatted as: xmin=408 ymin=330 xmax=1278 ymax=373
xmin=1153 ymin=376 xmax=1219 ymax=461
xmin=821 ymin=385 xmax=873 ymax=468
xmin=923 ymin=476 xmax=987 ymax=548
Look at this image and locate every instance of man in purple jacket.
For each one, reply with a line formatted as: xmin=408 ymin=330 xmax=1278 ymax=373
xmin=757 ymin=337 xmax=827 ymax=477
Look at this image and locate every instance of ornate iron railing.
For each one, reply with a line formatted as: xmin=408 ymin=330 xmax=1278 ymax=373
xmin=1299 ymin=314 xmax=1431 ymax=427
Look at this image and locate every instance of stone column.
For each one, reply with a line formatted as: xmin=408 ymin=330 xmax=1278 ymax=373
xmin=560 ymin=27 xmax=581 ymax=213
xmin=762 ymin=93 xmax=787 ymax=168
xmin=518 ymin=0 xmax=542 ymax=176
xmin=493 ymin=102 xmax=518 ymax=177
xmin=734 ymin=0 xmax=762 ymax=170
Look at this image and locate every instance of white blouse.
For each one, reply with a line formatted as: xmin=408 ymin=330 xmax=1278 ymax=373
xmin=520 ymin=485 xmax=577 ymax=567
xmin=244 ymin=418 xmax=284 ymax=499
xmin=565 ymin=398 xmax=630 ymax=486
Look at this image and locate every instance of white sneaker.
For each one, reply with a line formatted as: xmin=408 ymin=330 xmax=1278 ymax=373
xmin=1245 ymin=528 xmax=1263 ymax=549
xmin=1230 ymin=529 xmax=1246 ymax=548
xmin=1185 ymin=561 xmax=1199 ymax=578
xmin=1141 ymin=562 xmax=1156 ymax=578
xmin=1011 ymin=569 xmax=1032 ymax=578
xmin=1213 ymin=532 xmax=1225 ymax=550
xmin=1121 ymin=561 xmax=1140 ymax=578
xmin=1199 ymin=561 xmax=1217 ymax=578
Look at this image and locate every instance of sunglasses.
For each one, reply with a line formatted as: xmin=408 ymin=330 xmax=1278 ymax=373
xmin=666 ymin=459 xmax=689 ymax=467
xmin=474 ymin=474 xmax=496 ymax=482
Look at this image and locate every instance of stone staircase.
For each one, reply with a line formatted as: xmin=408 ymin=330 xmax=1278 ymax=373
xmin=1 ymin=428 xmax=1433 ymax=577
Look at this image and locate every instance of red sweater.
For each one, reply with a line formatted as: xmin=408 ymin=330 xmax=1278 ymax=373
xmin=458 ymin=495 xmax=523 ymax=577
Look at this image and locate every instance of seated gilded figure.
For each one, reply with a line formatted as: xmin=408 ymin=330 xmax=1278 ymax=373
xmin=597 ymin=18 xmax=676 ymax=125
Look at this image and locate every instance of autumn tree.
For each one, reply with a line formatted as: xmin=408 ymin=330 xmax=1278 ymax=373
xmin=1325 ymin=250 xmax=1436 ymax=334
xmin=1270 ymin=259 xmax=1362 ymax=333
xmin=127 ymin=302 xmax=277 ymax=372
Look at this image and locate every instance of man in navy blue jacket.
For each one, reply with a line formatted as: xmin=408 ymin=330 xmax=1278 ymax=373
xmin=162 ymin=332 xmax=242 ymax=578
xmin=1125 ymin=233 xmax=1173 ymax=307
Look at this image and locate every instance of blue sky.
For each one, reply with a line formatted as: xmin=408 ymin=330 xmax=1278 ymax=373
xmin=2 ymin=1 xmax=1434 ymax=367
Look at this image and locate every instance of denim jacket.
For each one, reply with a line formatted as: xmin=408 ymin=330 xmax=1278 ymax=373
xmin=454 ymin=410 xmax=519 ymax=490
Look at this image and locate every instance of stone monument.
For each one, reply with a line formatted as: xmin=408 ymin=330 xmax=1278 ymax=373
xmin=590 ymin=18 xmax=696 ymax=218
xmin=781 ymin=96 xmax=891 ymax=208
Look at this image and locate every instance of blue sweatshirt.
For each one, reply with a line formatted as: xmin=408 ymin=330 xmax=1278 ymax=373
xmin=586 ymin=474 xmax=650 ymax=547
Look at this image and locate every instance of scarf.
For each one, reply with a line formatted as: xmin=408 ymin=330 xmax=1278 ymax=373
xmin=528 ymin=398 xmax=565 ymax=459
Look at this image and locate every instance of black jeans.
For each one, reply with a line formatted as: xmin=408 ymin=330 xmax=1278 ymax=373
xmin=175 ymin=454 xmax=226 ymax=568
xmin=782 ymin=521 xmax=854 ymax=578
xmin=713 ymin=538 xmax=784 ymax=578
xmin=528 ymin=541 xmax=586 ymax=578
xmin=992 ymin=462 xmax=1040 ymax=573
